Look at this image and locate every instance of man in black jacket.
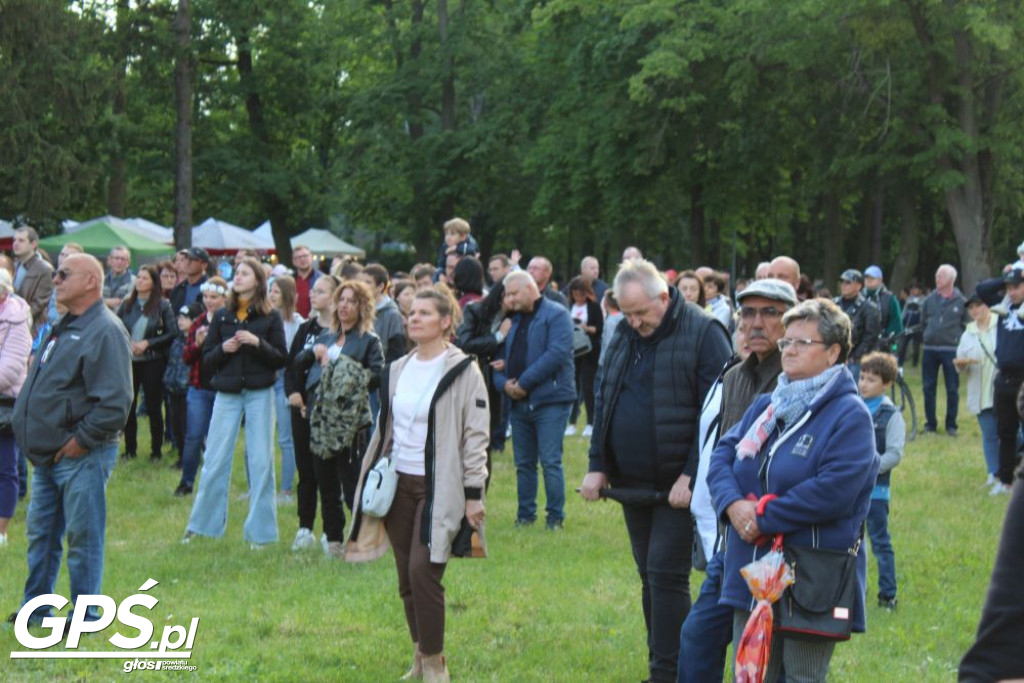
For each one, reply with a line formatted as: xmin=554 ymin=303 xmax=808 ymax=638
xmin=9 ymin=254 xmax=132 ymax=626
xmin=835 ymin=268 xmax=880 ymax=383
xmin=580 ymin=258 xmax=731 ymax=683
xmin=169 ymin=247 xmax=209 ymax=313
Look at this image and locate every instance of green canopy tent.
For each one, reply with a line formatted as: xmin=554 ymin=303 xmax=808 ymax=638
xmin=39 ymin=219 xmax=174 ymax=258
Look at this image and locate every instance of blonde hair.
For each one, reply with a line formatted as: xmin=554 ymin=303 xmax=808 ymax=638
xmin=443 ymin=217 xmax=471 ymax=236
xmin=414 ymin=285 xmax=462 ymax=337
xmin=333 ymin=279 xmax=376 ymax=335
xmin=271 ymin=275 xmax=297 ymax=320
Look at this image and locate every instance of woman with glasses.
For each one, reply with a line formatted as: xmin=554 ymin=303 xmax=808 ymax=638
xmin=707 ymin=298 xmax=878 ymax=682
xmin=183 ymin=260 xmax=287 ymax=547
xmin=116 ymin=264 xmax=177 ymax=462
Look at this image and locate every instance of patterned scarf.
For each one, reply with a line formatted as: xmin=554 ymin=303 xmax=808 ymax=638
xmin=736 ymin=365 xmax=843 ymax=460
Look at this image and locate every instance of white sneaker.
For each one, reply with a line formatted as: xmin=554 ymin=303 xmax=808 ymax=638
xmin=276 ymin=492 xmax=294 ymax=506
xmin=320 ymin=532 xmax=329 ymax=555
xmin=564 ymin=425 xmax=577 ymax=437
xmin=505 ymin=426 xmax=512 ymax=439
xmin=0 ymin=532 xmax=7 ymax=548
xmin=989 ymin=482 xmax=1012 ymax=496
xmin=984 ymin=474 xmax=996 ymax=488
xmin=582 ymin=424 xmax=593 ymax=438
xmin=291 ymin=527 xmax=315 ymax=551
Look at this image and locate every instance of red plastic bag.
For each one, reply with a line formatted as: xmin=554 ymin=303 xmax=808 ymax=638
xmin=735 ymin=537 xmax=794 ymax=683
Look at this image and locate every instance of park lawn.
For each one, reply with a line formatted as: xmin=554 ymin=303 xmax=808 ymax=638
xmin=0 ymin=365 xmax=1010 ymax=682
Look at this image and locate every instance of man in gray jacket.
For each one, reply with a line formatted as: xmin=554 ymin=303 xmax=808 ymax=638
xmin=921 ymin=264 xmax=969 ymax=435
xmin=9 ymin=254 xmax=132 ymax=625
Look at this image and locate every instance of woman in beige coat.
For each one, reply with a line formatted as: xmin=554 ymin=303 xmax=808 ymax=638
xmin=346 ymin=287 xmax=489 ymax=683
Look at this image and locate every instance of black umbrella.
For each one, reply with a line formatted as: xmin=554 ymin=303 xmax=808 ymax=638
xmin=576 ymin=487 xmax=669 ymax=507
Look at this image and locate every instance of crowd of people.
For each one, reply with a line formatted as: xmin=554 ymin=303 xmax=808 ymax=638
xmin=1 ymin=217 xmax=1023 ymax=682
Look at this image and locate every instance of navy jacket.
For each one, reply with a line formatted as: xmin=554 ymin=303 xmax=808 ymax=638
xmin=707 ymin=368 xmax=879 ymax=631
xmin=493 ymin=296 xmax=575 ymax=407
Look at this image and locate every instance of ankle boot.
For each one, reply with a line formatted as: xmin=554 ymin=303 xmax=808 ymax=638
xmin=421 ymin=653 xmax=449 ymax=683
xmin=399 ymin=643 xmax=422 ymax=680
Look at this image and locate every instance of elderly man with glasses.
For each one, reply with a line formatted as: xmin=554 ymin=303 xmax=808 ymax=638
xmin=8 ymin=254 xmax=132 ymax=627
xmin=103 ymin=245 xmax=135 ymax=311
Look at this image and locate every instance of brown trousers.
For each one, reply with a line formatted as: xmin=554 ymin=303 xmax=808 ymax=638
xmin=386 ymin=473 xmax=448 ymax=655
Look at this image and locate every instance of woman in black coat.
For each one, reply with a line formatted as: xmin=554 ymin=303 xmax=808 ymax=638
xmin=117 ymin=264 xmax=177 ymax=461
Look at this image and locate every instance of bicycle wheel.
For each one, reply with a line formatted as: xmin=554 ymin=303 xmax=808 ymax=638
xmin=898 ymin=376 xmax=918 ymax=441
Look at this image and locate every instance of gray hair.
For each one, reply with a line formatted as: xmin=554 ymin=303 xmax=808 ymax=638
xmin=936 ymin=263 xmax=957 ymax=282
xmin=503 ymin=269 xmax=538 ymax=293
xmin=781 ymin=297 xmax=852 ymax=364
xmin=613 ymin=258 xmax=669 ymax=301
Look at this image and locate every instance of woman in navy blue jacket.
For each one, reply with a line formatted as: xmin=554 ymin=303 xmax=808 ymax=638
xmin=707 ymin=298 xmax=879 ymax=682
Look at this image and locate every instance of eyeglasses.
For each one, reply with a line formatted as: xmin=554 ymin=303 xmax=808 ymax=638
xmin=740 ymin=306 xmax=783 ymax=320
xmin=54 ymin=269 xmax=75 ymax=281
xmin=777 ymin=337 xmax=829 ymax=352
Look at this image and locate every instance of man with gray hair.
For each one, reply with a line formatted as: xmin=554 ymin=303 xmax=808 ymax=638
xmin=680 ymin=277 xmax=797 ymax=682
xmin=921 ymin=264 xmax=969 ymax=435
xmin=580 ymin=258 xmax=731 ymax=683
xmin=494 ymin=270 xmax=576 ymax=530
xmin=103 ymin=245 xmax=135 ymax=311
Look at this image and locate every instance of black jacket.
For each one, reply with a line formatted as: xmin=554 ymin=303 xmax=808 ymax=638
xmin=836 ymin=293 xmax=881 ymax=363
xmin=116 ymin=297 xmax=177 ymax=362
xmin=588 ymin=287 xmax=732 ymax=487
xmin=201 ymin=305 xmax=287 ymax=393
xmin=284 ymin=317 xmax=327 ymax=400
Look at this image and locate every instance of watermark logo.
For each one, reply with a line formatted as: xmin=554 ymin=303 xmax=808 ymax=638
xmin=9 ymin=578 xmax=198 ymax=668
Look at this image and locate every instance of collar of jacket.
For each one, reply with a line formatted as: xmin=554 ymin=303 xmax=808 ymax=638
xmin=65 ymin=299 xmax=109 ymax=329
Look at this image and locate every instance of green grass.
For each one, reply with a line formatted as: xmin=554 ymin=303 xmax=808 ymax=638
xmin=0 ymin=366 xmax=1009 ymax=681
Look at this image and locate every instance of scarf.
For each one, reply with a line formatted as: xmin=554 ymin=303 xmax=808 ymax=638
xmin=736 ymin=365 xmax=843 ymax=460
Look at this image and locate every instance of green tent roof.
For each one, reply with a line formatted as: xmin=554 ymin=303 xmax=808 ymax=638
xmin=39 ymin=218 xmax=174 ymax=257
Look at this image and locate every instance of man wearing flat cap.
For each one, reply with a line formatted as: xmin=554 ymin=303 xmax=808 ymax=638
xmin=835 ymin=268 xmax=880 ymax=382
xmin=169 ymin=247 xmax=210 ymax=314
xmin=680 ymin=277 xmax=797 ymax=682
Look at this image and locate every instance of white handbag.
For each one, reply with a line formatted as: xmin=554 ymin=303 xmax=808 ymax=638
xmin=360 ymin=454 xmax=398 ymax=518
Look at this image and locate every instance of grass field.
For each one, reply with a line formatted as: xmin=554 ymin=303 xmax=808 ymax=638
xmin=0 ymin=365 xmax=1011 ymax=681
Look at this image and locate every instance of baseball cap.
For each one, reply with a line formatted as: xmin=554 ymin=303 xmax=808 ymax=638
xmin=186 ymin=247 xmax=211 ymax=263
xmin=178 ymin=302 xmax=204 ymax=318
xmin=736 ymin=278 xmax=798 ymax=307
xmin=1004 ymin=268 xmax=1024 ymax=285
xmin=864 ymin=265 xmax=883 ymax=279
xmin=839 ymin=269 xmax=864 ymax=284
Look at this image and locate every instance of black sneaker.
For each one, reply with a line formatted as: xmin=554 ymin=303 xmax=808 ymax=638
xmin=545 ymin=520 xmax=564 ymax=531
xmin=878 ymin=596 xmax=898 ymax=611
xmin=946 ymin=428 xmax=958 ymax=437
xmin=514 ymin=518 xmax=535 ymax=528
xmin=174 ymin=484 xmax=192 ymax=497
xmin=120 ymin=452 xmax=136 ymax=461
xmin=922 ymin=427 xmax=937 ymax=435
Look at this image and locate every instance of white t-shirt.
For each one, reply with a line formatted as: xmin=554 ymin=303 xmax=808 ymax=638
xmin=392 ymin=353 xmax=448 ymax=476
xmin=571 ymin=302 xmax=588 ymax=326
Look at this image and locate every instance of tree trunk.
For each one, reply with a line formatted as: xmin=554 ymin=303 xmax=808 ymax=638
xmin=107 ymin=0 xmax=130 ymax=217
xmin=172 ymin=0 xmax=193 ymax=249
xmin=889 ymin=193 xmax=920 ymax=294
xmin=236 ymin=27 xmax=292 ymax=264
xmin=689 ymin=182 xmax=705 ymax=266
xmin=822 ymin=193 xmax=842 ymax=287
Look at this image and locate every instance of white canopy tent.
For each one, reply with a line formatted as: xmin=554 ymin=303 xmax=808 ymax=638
xmin=125 ymin=217 xmax=174 ymax=242
xmin=0 ymin=219 xmax=13 ymax=239
xmin=192 ymin=217 xmax=274 ymax=253
xmin=291 ymin=227 xmax=365 ymax=258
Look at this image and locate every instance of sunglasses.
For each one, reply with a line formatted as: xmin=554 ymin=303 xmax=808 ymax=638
xmin=54 ymin=269 xmax=75 ymax=281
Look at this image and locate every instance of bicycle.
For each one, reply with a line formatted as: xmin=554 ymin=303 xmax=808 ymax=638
xmin=878 ymin=326 xmax=920 ymax=442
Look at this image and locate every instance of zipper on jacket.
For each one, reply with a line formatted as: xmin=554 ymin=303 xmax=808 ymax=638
xmin=764 ymin=410 xmax=813 ymax=490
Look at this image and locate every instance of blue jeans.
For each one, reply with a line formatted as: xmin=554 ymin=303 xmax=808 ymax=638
xmin=186 ymin=388 xmax=277 ymax=544
xmin=17 ymin=443 xmax=28 ymax=499
xmin=273 ymin=376 xmax=296 ymax=492
xmin=21 ymin=443 xmax=118 ymax=622
xmin=509 ymin=401 xmax=571 ymax=524
xmin=678 ymin=551 xmax=732 ymax=683
xmin=922 ymin=348 xmax=959 ymax=432
xmin=0 ymin=435 xmax=17 ymax=518
xmin=867 ymin=498 xmax=897 ymax=599
xmin=978 ymin=408 xmax=1000 ymax=476
xmin=180 ymin=387 xmax=216 ymax=489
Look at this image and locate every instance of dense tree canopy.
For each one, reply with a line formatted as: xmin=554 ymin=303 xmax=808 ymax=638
xmin=2 ymin=0 xmax=1022 ymax=290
